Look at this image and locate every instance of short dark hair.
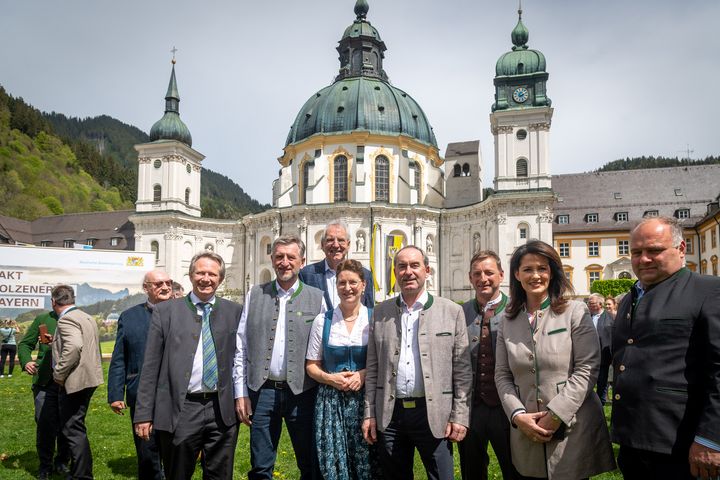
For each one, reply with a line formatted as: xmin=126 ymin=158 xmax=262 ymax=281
xmin=172 ymin=281 xmax=183 ymax=293
xmin=51 ymin=285 xmax=75 ymax=307
xmin=189 ymin=252 xmax=226 ymax=280
xmin=336 ymin=259 xmax=365 ymax=282
xmin=469 ymin=250 xmax=502 ymax=272
xmin=506 ymin=240 xmax=573 ymax=318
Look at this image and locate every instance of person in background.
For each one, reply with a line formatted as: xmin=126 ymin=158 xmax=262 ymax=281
xmin=458 ymin=251 xmax=519 ymax=480
xmin=51 ymin=284 xmax=104 ymax=480
xmin=171 ymin=281 xmax=184 ymax=299
xmin=108 ymin=269 xmax=173 ymax=480
xmin=18 ymin=310 xmax=71 ymax=480
xmin=588 ymin=293 xmax=614 ymax=405
xmin=0 ymin=318 xmax=19 ymax=378
xmin=306 ymin=259 xmax=377 ymax=479
xmin=495 ymin=240 xmax=615 ymax=479
xmin=604 ymin=296 xmax=618 ymax=318
xmin=612 ymin=217 xmax=720 ymax=479
xmin=299 ymin=220 xmax=374 ymax=309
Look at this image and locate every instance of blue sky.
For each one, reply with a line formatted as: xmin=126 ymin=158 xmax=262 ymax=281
xmin=1 ymin=0 xmax=718 ymax=204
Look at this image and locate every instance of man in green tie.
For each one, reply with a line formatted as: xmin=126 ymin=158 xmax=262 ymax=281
xmin=134 ymin=252 xmax=243 ymax=479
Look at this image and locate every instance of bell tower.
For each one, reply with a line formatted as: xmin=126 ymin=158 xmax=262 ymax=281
xmin=490 ymin=6 xmax=553 ymax=192
xmin=135 ymin=57 xmax=204 ymax=217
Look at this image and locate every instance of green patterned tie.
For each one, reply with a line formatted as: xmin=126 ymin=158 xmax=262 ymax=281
xmin=199 ymin=302 xmax=218 ymax=390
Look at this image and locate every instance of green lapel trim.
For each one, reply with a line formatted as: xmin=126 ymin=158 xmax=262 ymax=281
xmin=473 ymin=292 xmax=508 ymax=315
xmin=423 ymin=293 xmax=434 ymax=310
xmin=540 ymin=297 xmax=551 ymax=310
xmin=272 ymin=280 xmax=304 ymax=300
xmin=395 ymin=292 xmax=433 ymax=310
xmin=185 ymin=294 xmax=218 ymax=313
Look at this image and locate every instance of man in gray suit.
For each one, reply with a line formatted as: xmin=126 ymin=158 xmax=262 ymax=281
xmin=51 ymin=284 xmax=104 ymax=480
xmin=134 ymin=252 xmax=243 ymax=479
xmin=587 ymin=293 xmax=612 ymax=404
xmin=233 ymin=235 xmax=324 ymax=479
xmin=362 ymin=246 xmax=472 ymax=480
xmin=459 ymin=250 xmax=519 ymax=480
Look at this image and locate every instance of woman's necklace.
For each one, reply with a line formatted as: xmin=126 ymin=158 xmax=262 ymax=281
xmin=343 ymin=314 xmax=358 ymax=322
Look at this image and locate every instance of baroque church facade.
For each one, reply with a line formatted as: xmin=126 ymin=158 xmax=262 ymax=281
xmin=131 ymin=2 xmax=556 ymax=302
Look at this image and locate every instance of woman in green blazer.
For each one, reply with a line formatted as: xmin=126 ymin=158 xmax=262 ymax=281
xmin=495 ymin=240 xmax=615 ymax=479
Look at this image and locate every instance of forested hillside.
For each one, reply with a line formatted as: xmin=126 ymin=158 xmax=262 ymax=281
xmin=0 ymin=88 xmax=132 ymax=220
xmin=598 ymin=155 xmax=720 ymax=171
xmin=0 ymin=85 xmax=268 ymax=220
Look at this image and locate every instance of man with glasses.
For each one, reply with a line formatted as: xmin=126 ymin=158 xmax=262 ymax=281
xmin=300 ymin=220 xmax=374 ymax=309
xmin=108 ymin=269 xmax=173 ymax=479
xmin=612 ymin=216 xmax=720 ymax=479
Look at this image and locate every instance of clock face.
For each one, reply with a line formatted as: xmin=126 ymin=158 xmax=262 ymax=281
xmin=512 ymin=87 xmax=529 ymax=103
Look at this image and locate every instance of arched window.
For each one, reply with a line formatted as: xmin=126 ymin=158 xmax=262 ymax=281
xmin=153 ymin=185 xmax=161 ymax=202
xmin=462 ymin=163 xmax=470 ymax=177
xmin=619 ymin=271 xmax=632 ymax=279
xmin=150 ymin=241 xmax=159 ymax=262
xmin=375 ymin=155 xmax=389 ymax=202
xmin=185 ymin=188 xmax=190 ymax=205
xmin=516 ymin=159 xmax=528 ymax=178
xmin=413 ymin=161 xmax=421 ymax=190
xmin=334 ymin=155 xmax=348 ymax=202
xmin=302 ymin=161 xmax=312 ymax=203
xmin=453 ymin=164 xmax=461 ymax=177
xmin=712 ymin=256 xmax=718 ymax=276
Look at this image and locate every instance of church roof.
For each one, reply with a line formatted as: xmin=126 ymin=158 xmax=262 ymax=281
xmin=284 ymin=0 xmax=437 ymax=149
xmin=552 ymin=164 xmax=720 ymax=233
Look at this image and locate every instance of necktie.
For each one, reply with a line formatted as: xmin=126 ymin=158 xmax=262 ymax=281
xmin=200 ymin=302 xmax=218 ymax=391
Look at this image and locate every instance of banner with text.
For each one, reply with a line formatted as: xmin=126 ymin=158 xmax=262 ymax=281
xmin=0 ymin=245 xmax=154 ymax=319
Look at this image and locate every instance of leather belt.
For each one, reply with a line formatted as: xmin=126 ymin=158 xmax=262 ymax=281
xmin=186 ymin=391 xmax=218 ymax=401
xmin=262 ymin=380 xmax=290 ymax=390
xmin=396 ymin=397 xmax=426 ymax=409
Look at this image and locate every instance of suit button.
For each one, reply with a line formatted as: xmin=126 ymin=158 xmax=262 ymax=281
xmin=538 ymin=398 xmax=544 ymax=404
xmin=619 ymin=365 xmax=626 ymax=371
xmin=389 ymin=395 xmax=395 ymax=400
xmin=472 ymin=336 xmax=478 ymax=342
xmin=392 ymin=371 xmax=397 ymax=377
xmin=627 ymin=338 xmax=634 ymax=345
xmin=614 ymin=393 xmax=621 ymax=400
xmin=529 ymin=354 xmax=534 ymax=360
xmin=475 ymin=321 xmax=480 ymax=325
xmin=530 ymin=368 xmax=536 ymax=373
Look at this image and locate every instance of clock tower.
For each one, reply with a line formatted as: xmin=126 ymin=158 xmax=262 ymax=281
xmin=490 ymin=7 xmax=553 ymax=192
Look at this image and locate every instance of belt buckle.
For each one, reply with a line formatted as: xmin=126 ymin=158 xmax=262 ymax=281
xmin=273 ymin=381 xmax=285 ymax=389
xmin=402 ymin=399 xmax=416 ymax=409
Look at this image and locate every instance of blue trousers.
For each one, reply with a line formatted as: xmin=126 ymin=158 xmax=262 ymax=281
xmin=248 ymin=385 xmax=319 ymax=480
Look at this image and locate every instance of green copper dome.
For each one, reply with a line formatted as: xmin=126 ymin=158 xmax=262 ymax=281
xmin=286 ymin=76 xmax=437 ymax=148
xmin=149 ymin=63 xmax=192 ymax=147
xmin=495 ymin=8 xmax=546 ymax=77
xmin=285 ymin=0 xmax=436 ymax=148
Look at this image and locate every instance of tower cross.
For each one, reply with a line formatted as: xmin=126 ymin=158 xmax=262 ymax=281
xmin=171 ymin=46 xmax=178 ymax=62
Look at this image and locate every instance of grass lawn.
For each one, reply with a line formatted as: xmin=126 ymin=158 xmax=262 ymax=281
xmin=0 ymin=362 xmax=622 ymax=479
xmin=100 ymin=341 xmax=115 ymax=355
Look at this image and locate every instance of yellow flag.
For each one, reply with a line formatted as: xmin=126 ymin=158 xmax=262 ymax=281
xmin=370 ymin=223 xmax=380 ymax=292
xmin=388 ymin=235 xmax=403 ymax=294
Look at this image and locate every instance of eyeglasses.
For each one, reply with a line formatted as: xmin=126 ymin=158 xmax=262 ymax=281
xmin=145 ymin=280 xmax=173 ymax=288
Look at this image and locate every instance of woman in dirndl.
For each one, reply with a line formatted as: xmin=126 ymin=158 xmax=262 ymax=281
xmin=305 ymin=259 xmax=378 ymax=480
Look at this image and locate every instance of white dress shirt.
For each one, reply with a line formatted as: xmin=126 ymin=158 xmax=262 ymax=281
xmin=396 ymin=290 xmax=428 ymax=398
xmin=188 ymin=291 xmax=217 ymax=393
xmin=233 ymin=279 xmax=304 ymax=398
xmin=324 ymin=260 xmax=340 ymax=309
xmin=306 ymin=305 xmax=370 ymax=361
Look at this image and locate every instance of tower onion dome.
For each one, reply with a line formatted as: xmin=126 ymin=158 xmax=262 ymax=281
xmin=495 ymin=7 xmax=547 ymax=77
xmin=285 ymin=0 xmax=437 ymax=148
xmin=149 ymin=61 xmax=192 ymax=147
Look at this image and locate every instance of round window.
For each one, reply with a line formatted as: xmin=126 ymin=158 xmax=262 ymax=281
xmin=186 ymin=164 xmax=192 ymax=174
xmin=516 ymin=129 xmax=527 ymax=141
xmin=153 ymin=159 xmax=162 ymax=169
